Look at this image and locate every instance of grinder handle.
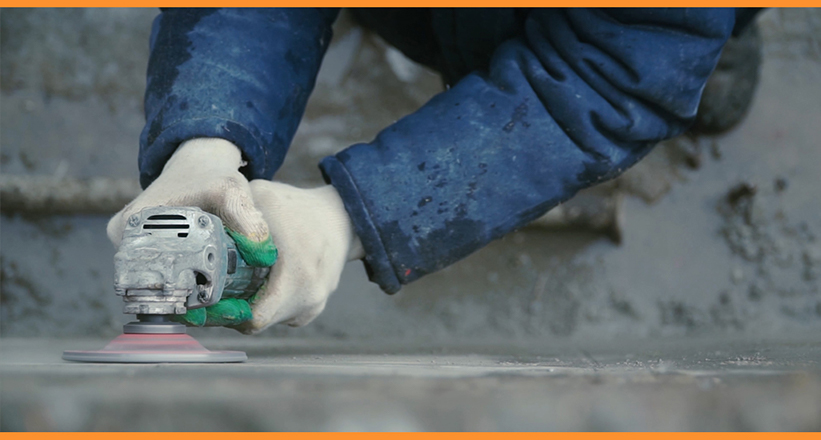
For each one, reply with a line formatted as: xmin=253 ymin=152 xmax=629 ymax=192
xmin=220 ymin=233 xmax=271 ymax=300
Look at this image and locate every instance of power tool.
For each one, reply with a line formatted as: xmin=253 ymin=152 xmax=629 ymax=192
xmin=63 ymin=206 xmax=270 ymax=363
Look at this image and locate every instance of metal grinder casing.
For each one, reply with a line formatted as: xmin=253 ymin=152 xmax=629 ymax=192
xmin=114 ymin=206 xmax=268 ymax=317
xmin=62 ymin=206 xmax=265 ymax=363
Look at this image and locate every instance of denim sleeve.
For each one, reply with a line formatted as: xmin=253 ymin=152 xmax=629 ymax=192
xmin=320 ymin=8 xmax=735 ymax=294
xmin=138 ymin=8 xmax=338 ymax=189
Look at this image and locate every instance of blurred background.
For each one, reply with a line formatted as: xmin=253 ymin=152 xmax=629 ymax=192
xmin=1 ymin=8 xmax=820 ymax=431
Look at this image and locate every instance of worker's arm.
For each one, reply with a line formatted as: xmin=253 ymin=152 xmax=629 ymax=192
xmin=109 ymin=8 xmax=338 ymax=266
xmin=109 ymin=8 xmax=355 ymax=332
xmin=138 ymin=8 xmax=338 ymax=188
xmin=320 ymin=8 xmax=736 ymax=294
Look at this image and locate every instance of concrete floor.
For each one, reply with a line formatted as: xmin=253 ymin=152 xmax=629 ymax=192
xmin=2 ymin=335 xmax=821 ymax=431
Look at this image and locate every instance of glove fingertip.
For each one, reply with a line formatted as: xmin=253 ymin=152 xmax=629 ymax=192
xmin=170 ymin=308 xmax=206 ymax=327
xmin=106 ymin=211 xmax=126 ymax=247
xmin=204 ymin=298 xmax=253 ymax=327
xmin=226 ymin=229 xmax=278 ymax=267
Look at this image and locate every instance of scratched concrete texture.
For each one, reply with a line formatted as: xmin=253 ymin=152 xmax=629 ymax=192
xmin=1 ymin=8 xmax=821 ymax=431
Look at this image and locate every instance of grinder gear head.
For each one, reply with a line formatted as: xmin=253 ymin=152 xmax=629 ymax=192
xmin=63 ymin=206 xmax=269 ymax=363
xmin=114 ymin=206 xmax=231 ymax=315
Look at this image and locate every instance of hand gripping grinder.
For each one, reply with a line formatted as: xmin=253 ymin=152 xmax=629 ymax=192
xmin=63 ymin=206 xmax=270 ymax=363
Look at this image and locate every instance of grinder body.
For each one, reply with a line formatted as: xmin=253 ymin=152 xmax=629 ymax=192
xmin=114 ymin=206 xmax=268 ymax=316
xmin=62 ymin=206 xmax=269 ymax=363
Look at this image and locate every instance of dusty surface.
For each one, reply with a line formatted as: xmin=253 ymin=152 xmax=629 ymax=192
xmin=1 ymin=8 xmax=821 ymax=432
xmin=3 ymin=335 xmax=821 ymax=431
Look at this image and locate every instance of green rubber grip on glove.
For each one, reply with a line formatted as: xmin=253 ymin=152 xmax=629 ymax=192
xmin=173 ymin=227 xmax=275 ymax=328
xmin=226 ymin=228 xmax=278 ymax=267
xmin=171 ymin=298 xmax=254 ymax=327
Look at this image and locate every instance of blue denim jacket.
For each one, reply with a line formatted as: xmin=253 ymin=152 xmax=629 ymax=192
xmin=140 ymin=8 xmax=736 ymax=293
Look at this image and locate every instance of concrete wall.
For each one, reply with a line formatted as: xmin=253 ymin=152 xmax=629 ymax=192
xmin=2 ymin=8 xmax=820 ymax=341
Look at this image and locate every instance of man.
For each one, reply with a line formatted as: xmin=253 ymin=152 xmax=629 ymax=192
xmin=107 ymin=8 xmax=758 ymax=333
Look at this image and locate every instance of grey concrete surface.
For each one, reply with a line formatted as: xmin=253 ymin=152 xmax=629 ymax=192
xmin=2 ymin=8 xmax=821 ymax=432
xmin=2 ymin=335 xmax=821 ymax=431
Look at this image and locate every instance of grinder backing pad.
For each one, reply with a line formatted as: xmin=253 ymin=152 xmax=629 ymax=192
xmin=63 ymin=319 xmax=246 ymax=363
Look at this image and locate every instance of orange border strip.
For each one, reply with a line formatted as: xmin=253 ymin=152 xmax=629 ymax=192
xmin=1 ymin=2 xmax=820 ymax=7
xmin=3 ymin=434 xmax=819 ymax=437
xmin=2 ymin=432 xmax=820 ymax=436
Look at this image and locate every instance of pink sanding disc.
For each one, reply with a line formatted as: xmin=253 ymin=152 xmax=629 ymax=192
xmin=63 ymin=333 xmax=247 ymax=363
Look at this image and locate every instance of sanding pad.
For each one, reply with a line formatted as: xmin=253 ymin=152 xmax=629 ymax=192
xmin=63 ymin=333 xmax=247 ymax=363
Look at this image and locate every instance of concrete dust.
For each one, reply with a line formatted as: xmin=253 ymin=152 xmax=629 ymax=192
xmin=0 ymin=8 xmax=152 ymax=106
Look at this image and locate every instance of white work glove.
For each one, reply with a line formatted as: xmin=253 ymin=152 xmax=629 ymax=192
xmin=108 ymin=138 xmax=363 ymax=332
xmin=170 ymin=181 xmax=362 ymax=332
xmin=233 ymin=181 xmax=364 ymax=332
xmin=107 ymin=138 xmax=277 ymax=267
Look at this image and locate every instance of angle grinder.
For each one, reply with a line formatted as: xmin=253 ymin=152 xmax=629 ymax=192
xmin=63 ymin=206 xmax=271 ymax=363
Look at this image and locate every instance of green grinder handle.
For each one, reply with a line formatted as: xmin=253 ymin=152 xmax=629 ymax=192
xmin=221 ymin=235 xmax=271 ymax=300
